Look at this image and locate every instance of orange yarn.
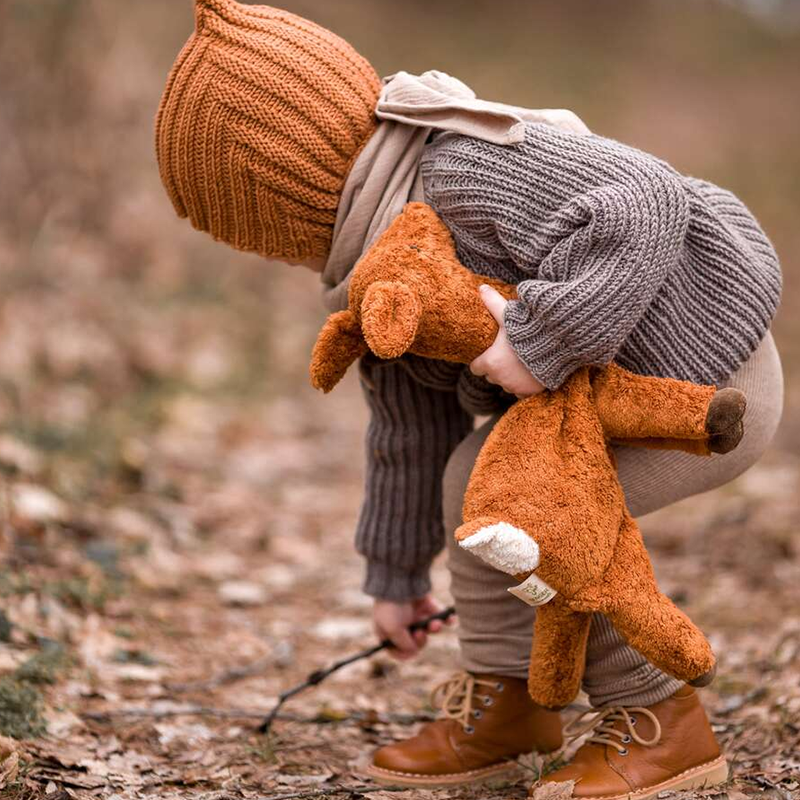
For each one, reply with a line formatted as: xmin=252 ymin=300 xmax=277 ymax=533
xmin=155 ymin=0 xmax=381 ymax=261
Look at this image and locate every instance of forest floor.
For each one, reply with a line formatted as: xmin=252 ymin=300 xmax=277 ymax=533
xmin=0 ymin=357 xmax=798 ymax=800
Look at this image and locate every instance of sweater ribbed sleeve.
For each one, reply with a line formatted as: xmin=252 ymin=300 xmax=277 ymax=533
xmin=503 ymin=169 xmax=689 ymax=387
xmin=356 ymin=356 xmax=473 ymax=600
xmin=420 ymin=124 xmax=781 ymax=388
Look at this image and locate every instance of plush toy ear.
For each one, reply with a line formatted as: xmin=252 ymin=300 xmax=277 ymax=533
xmin=309 ymin=310 xmax=368 ymax=393
xmin=360 ymin=281 xmax=422 ymax=359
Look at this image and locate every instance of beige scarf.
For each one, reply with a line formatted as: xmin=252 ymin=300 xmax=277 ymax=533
xmin=320 ymin=70 xmax=590 ymax=312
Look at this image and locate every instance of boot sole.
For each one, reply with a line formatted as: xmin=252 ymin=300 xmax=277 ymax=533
xmin=535 ymin=755 xmax=729 ymax=800
xmin=363 ymin=760 xmax=521 ymax=788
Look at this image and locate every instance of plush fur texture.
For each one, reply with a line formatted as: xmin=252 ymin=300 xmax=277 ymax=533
xmin=310 ymin=202 xmax=748 ymax=709
xmin=457 ymin=522 xmax=541 ymax=575
xmin=309 ymin=203 xmax=515 ymax=391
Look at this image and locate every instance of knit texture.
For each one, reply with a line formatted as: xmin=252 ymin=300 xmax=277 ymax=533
xmin=357 ymin=356 xmax=472 ymax=600
xmin=356 ymin=123 xmax=780 ymax=600
xmin=421 ymin=124 xmax=782 ymax=389
xmin=583 ymin=613 xmax=682 ymax=708
xmin=156 ymin=0 xmax=381 ymax=261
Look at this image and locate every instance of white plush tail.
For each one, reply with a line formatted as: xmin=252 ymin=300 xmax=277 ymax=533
xmin=457 ymin=521 xmax=539 ymax=575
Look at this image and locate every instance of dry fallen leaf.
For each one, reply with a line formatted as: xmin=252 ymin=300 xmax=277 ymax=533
xmin=311 ymin=617 xmax=371 ymax=641
xmin=0 ymin=737 xmax=20 ymax=789
xmin=11 ymin=483 xmax=68 ymax=523
xmin=529 ymin=779 xmax=576 ymax=799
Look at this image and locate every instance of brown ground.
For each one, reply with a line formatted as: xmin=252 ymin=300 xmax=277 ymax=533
xmin=1 ymin=1 xmax=799 ymax=798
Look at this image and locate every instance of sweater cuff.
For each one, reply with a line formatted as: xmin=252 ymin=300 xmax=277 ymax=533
xmin=504 ymin=299 xmax=583 ymax=390
xmin=457 ymin=369 xmax=515 ymax=416
xmin=362 ymin=560 xmax=432 ymax=601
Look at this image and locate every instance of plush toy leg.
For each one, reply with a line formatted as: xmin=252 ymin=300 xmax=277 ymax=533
xmin=611 ymin=388 xmax=746 ymax=456
xmin=527 ymin=599 xmax=591 ymax=710
xmin=583 ymin=511 xmax=716 ymax=686
xmin=610 ymin=436 xmax=713 ymax=456
xmin=593 ymin=363 xmax=717 ymax=443
xmin=309 ymin=310 xmax=368 ymax=393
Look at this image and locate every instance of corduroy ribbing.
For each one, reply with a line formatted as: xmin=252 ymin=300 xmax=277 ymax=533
xmin=356 ymin=357 xmax=473 ymax=601
xmin=582 ymin=613 xmax=683 ymax=708
xmin=420 ymin=124 xmax=781 ymax=390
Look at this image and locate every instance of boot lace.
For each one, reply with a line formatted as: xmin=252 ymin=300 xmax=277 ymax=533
xmin=430 ymin=672 xmax=504 ymax=734
xmin=563 ymin=705 xmax=661 ymax=756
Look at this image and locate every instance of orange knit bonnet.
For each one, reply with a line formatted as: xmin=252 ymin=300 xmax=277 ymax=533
xmin=156 ymin=0 xmax=382 ymax=261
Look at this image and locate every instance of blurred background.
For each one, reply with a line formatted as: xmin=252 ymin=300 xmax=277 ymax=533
xmin=0 ymin=1 xmax=798 ymax=797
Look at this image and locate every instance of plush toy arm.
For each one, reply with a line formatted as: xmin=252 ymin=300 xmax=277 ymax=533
xmin=593 ymin=364 xmax=745 ymax=453
xmin=309 ymin=310 xmax=369 ymax=393
xmin=608 ymin=436 xmax=713 ymax=456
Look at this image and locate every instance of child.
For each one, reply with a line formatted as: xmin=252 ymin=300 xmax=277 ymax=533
xmin=156 ymin=2 xmax=783 ymax=797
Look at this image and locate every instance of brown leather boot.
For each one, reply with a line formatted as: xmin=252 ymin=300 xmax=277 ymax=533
xmin=365 ymin=672 xmax=563 ymax=787
xmin=531 ymin=686 xmax=728 ymax=799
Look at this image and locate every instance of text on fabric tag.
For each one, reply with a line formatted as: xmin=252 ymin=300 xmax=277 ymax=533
xmin=508 ymin=573 xmax=557 ymax=606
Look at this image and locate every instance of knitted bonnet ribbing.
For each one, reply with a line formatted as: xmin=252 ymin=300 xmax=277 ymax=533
xmin=156 ymin=0 xmax=381 ymax=261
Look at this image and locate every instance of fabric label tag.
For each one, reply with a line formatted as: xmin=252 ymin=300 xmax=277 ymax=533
xmin=508 ymin=573 xmax=557 ymax=607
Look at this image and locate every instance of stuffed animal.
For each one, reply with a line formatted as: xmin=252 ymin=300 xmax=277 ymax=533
xmin=310 ymin=202 xmax=746 ymax=709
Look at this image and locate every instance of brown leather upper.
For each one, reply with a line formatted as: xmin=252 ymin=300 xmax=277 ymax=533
xmin=536 ymin=687 xmax=721 ymax=798
xmin=372 ymin=673 xmax=562 ymax=777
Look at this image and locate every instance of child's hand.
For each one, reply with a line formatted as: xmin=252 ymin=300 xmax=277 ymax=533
xmin=470 ymin=285 xmax=546 ymax=398
xmin=373 ymin=594 xmax=456 ymax=661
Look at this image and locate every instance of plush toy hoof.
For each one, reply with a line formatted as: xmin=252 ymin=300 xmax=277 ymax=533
xmin=688 ymin=662 xmax=717 ymax=687
xmin=706 ymin=388 xmax=746 ymax=454
xmin=708 ymin=421 xmax=744 ymax=454
xmin=455 ymin=518 xmax=540 ymax=575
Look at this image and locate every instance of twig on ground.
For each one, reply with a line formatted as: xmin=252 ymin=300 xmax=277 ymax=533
xmin=259 ymin=606 xmax=455 ymax=734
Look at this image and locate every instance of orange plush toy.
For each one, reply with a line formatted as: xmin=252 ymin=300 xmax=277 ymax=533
xmin=310 ymin=203 xmax=746 ymax=710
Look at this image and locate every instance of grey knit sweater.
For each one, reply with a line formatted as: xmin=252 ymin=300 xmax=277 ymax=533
xmin=356 ymin=122 xmax=781 ymax=601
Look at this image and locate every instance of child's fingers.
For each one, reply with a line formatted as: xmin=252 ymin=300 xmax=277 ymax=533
xmin=469 ymin=351 xmax=486 ymax=377
xmin=413 ymin=628 xmax=427 ymax=649
xmin=385 ymin=625 xmax=419 ymax=658
xmin=469 ymin=347 xmax=496 ymax=378
xmin=478 ymin=284 xmax=508 ymax=326
xmin=427 ymin=619 xmax=443 ymax=633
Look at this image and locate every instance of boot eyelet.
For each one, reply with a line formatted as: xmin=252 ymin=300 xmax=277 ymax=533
xmin=619 ymin=748 xmax=629 ymax=756
xmin=473 ymin=710 xmax=483 ymax=719
xmin=495 ymin=682 xmax=505 ymax=692
xmin=483 ymin=696 xmax=494 ymax=706
xmin=630 ymin=716 xmax=637 ymax=726
xmin=464 ymin=725 xmax=475 ymax=735
xmin=621 ymin=735 xmax=632 ymax=744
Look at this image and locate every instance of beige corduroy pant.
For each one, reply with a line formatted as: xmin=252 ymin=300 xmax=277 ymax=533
xmin=442 ymin=332 xmax=783 ymax=708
